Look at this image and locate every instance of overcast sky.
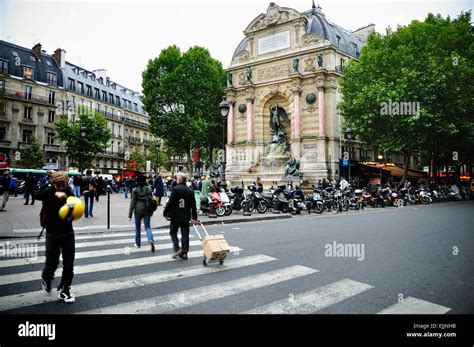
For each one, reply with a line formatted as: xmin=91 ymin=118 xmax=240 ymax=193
xmin=0 ymin=0 xmax=471 ymax=92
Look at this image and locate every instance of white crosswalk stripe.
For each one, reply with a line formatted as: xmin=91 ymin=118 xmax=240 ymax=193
xmin=377 ymin=296 xmax=451 ymax=314
xmin=243 ymin=279 xmax=373 ymax=314
xmin=0 ymin=240 xmax=203 ymax=268
xmin=0 ymin=254 xmax=276 ymax=312
xmin=81 ymin=265 xmax=318 ymax=314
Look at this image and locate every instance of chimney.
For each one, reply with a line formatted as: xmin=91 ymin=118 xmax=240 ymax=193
xmin=53 ymin=48 xmax=66 ymax=69
xmin=32 ymin=43 xmax=42 ymax=59
xmin=92 ymin=69 xmax=107 ymax=80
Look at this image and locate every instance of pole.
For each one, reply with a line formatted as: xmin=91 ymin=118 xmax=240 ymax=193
xmin=348 ymin=141 xmax=351 ymax=185
xmin=107 ymin=189 xmax=110 ymax=229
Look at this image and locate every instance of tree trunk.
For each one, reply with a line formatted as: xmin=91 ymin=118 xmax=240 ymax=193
xmin=402 ymin=151 xmax=411 ymax=184
xmin=187 ymin=148 xmax=193 ymax=179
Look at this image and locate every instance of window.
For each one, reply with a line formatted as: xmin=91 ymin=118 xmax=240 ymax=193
xmin=23 ymin=66 xmax=33 ymax=79
xmin=0 ymin=60 xmax=8 ymax=74
xmin=98 ymin=77 xmax=103 ymax=85
xmin=68 ymin=78 xmax=76 ymax=91
xmin=95 ymin=88 xmax=100 ymax=99
xmin=340 ymin=58 xmax=345 ymax=72
xmin=23 ymin=129 xmax=32 ymax=142
xmin=78 ymin=82 xmax=84 ymax=94
xmin=123 ymin=98 xmax=127 ymax=108
xmin=109 ymin=93 xmax=114 ymax=104
xmin=47 ymin=132 xmax=55 ymax=145
xmin=24 ymin=107 xmax=32 ymax=119
xmin=116 ymin=96 xmax=121 ymax=107
xmin=47 ymin=72 xmax=57 ymax=85
xmin=86 ymin=85 xmax=92 ymax=97
xmin=48 ymin=110 xmax=55 ymax=123
xmin=0 ymin=80 xmax=5 ymax=92
xmin=96 ymin=103 xmax=101 ymax=113
xmin=336 ymin=35 xmax=341 ymax=48
xmin=118 ymin=125 xmax=121 ymax=136
xmin=24 ymin=86 xmax=32 ymax=100
xmin=112 ymin=124 xmax=115 ymax=135
xmin=102 ymin=91 xmax=107 ymax=102
xmin=134 ymin=103 xmax=138 ymax=112
xmin=0 ymin=127 xmax=6 ymax=141
xmin=48 ymin=91 xmax=55 ymax=104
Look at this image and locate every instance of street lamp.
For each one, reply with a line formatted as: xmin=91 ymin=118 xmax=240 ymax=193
xmin=378 ymin=154 xmax=383 ymax=186
xmin=79 ymin=124 xmax=87 ymax=171
xmin=218 ymin=96 xmax=230 ymax=188
xmin=345 ymin=127 xmax=353 ymax=185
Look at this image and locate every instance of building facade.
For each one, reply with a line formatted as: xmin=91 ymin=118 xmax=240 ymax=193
xmin=225 ymin=3 xmax=419 ymax=187
xmin=0 ymin=40 xmax=153 ymax=175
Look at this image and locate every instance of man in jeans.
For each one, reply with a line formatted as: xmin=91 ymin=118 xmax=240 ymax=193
xmin=164 ymin=173 xmax=198 ymax=260
xmin=81 ymin=170 xmax=97 ymax=218
xmin=0 ymin=169 xmax=11 ymax=211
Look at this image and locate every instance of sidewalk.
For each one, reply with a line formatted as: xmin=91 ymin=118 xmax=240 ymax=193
xmin=0 ymin=193 xmax=292 ymax=238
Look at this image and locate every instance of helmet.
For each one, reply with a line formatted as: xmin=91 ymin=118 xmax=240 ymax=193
xmin=58 ymin=196 xmax=85 ymax=222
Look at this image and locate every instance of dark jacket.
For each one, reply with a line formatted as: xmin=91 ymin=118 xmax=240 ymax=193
xmin=153 ymin=176 xmax=164 ymax=197
xmin=81 ymin=175 xmax=97 ymax=195
xmin=35 ymin=187 xmax=74 ymax=234
xmin=25 ymin=175 xmax=38 ymax=190
xmin=163 ymin=183 xmax=197 ymax=222
xmin=0 ymin=174 xmax=11 ymax=194
xmin=129 ymin=185 xmax=153 ymax=218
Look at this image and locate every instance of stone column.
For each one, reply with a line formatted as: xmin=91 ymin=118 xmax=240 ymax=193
xmin=227 ymin=102 xmax=234 ymax=144
xmin=293 ymin=88 xmax=301 ymax=139
xmin=246 ymin=96 xmax=254 ymax=143
xmin=318 ymin=86 xmax=325 ymax=137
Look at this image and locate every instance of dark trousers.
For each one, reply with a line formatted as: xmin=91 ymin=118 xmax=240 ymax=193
xmin=84 ymin=192 xmax=94 ymax=217
xmin=170 ymin=221 xmax=190 ymax=253
xmin=25 ymin=189 xmax=35 ymax=204
xmin=42 ymin=232 xmax=75 ymax=289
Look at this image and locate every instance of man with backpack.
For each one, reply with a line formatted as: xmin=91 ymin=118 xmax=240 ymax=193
xmin=81 ymin=169 xmax=97 ymax=218
xmin=163 ymin=173 xmax=198 ymax=260
xmin=35 ymin=171 xmax=76 ymax=303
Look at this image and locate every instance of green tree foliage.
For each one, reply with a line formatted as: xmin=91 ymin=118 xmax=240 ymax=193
xmin=54 ymin=105 xmax=112 ymax=171
xmin=129 ymin=146 xmax=146 ymax=171
xmin=146 ymin=143 xmax=168 ymax=172
xmin=19 ymin=136 xmax=45 ymax=169
xmin=141 ymin=45 xmax=226 ymax=174
xmin=339 ymin=11 xmax=473 ymax=181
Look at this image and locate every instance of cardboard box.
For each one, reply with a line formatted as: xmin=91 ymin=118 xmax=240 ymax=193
xmin=202 ymin=235 xmax=230 ymax=260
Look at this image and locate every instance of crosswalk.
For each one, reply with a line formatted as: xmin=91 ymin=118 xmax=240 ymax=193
xmin=0 ymin=229 xmax=452 ymax=314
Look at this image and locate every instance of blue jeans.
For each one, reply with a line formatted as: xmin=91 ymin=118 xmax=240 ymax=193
xmin=84 ymin=192 xmax=94 ymax=217
xmin=73 ymin=186 xmax=81 ymax=198
xmin=134 ymin=210 xmax=154 ymax=247
xmin=124 ymin=187 xmax=129 ymax=198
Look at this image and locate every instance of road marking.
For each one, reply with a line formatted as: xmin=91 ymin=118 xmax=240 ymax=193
xmin=0 ymin=247 xmax=242 ymax=285
xmin=0 ymin=254 xmax=274 ymax=312
xmin=377 ymin=296 xmax=451 ymax=314
xmin=243 ymin=279 xmax=373 ymax=314
xmin=81 ymin=265 xmax=318 ymax=314
xmin=0 ymin=241 xmax=203 ymax=268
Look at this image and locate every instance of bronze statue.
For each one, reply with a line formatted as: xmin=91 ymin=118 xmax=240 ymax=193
xmin=227 ymin=72 xmax=233 ymax=87
xmin=269 ymin=104 xmax=287 ymax=143
xmin=246 ymin=67 xmax=252 ymax=82
xmin=317 ymin=53 xmax=323 ymax=68
xmin=292 ymin=58 xmax=299 ymax=73
xmin=284 ymin=157 xmax=302 ymax=178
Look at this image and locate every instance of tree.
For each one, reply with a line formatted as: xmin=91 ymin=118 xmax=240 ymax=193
xmin=339 ymin=11 xmax=474 ymax=182
xmin=129 ymin=146 xmax=146 ymax=171
xmin=146 ymin=143 xmax=168 ymax=172
xmin=19 ymin=136 xmax=45 ymax=169
xmin=141 ymin=45 xmax=226 ymax=175
xmin=54 ymin=105 xmax=112 ymax=171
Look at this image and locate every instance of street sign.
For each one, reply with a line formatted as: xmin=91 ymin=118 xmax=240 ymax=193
xmin=146 ymin=160 xmax=151 ymax=173
xmin=342 ymin=159 xmax=349 ymax=166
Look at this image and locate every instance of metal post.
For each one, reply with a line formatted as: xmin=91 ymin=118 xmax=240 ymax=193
xmin=107 ymin=189 xmax=110 ymax=229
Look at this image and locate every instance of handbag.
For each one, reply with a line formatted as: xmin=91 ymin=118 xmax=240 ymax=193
xmin=145 ymin=188 xmax=157 ymax=213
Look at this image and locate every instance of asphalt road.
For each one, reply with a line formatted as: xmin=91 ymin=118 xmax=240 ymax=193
xmin=0 ymin=201 xmax=472 ymax=314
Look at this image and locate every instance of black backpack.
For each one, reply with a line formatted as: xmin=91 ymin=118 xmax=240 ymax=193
xmin=143 ymin=187 xmax=157 ymax=213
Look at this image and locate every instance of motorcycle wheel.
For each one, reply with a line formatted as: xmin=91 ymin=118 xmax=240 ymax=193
xmin=314 ymin=201 xmax=324 ymax=214
xmin=420 ymin=195 xmax=430 ymax=204
xmin=224 ymin=206 xmax=233 ymax=216
xmin=256 ymin=202 xmax=267 ymax=214
xmin=216 ymin=206 xmax=226 ymax=216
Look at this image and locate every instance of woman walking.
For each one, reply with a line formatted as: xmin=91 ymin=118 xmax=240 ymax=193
xmin=128 ymin=175 xmax=155 ymax=252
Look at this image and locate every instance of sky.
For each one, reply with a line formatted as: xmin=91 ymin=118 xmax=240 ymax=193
xmin=0 ymin=0 xmax=471 ymax=92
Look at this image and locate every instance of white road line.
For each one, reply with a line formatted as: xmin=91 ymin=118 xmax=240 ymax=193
xmin=0 ymin=241 xmax=203 ymax=268
xmin=377 ymin=296 xmax=451 ymax=314
xmin=0 ymin=235 xmax=192 ymax=253
xmin=13 ymin=225 xmax=138 ymax=233
xmin=243 ymin=279 xmax=373 ymax=314
xmin=0 ymin=247 xmax=242 ymax=285
xmin=0 ymin=254 xmax=275 ymax=312
xmin=81 ymin=265 xmax=318 ymax=314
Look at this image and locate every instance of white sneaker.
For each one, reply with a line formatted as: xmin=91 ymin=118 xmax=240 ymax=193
xmin=133 ymin=243 xmax=139 ymax=248
xmin=58 ymin=287 xmax=75 ymax=303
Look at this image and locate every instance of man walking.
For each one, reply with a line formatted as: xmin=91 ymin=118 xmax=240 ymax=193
xmin=0 ymin=169 xmax=11 ymax=211
xmin=24 ymin=171 xmax=38 ymax=205
xmin=163 ymin=173 xmax=198 ymax=260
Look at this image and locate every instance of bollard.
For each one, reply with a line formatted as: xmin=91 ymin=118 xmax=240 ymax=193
xmin=107 ymin=190 xmax=110 ymax=229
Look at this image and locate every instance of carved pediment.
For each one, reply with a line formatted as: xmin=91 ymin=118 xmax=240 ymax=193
xmin=301 ymin=33 xmax=321 ymax=45
xmin=246 ymin=3 xmax=304 ymax=33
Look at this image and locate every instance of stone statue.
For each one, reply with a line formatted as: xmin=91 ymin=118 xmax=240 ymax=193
xmin=317 ymin=53 xmax=323 ymax=68
xmin=292 ymin=58 xmax=299 ymax=73
xmin=245 ymin=67 xmax=252 ymax=82
xmin=269 ymin=104 xmax=287 ymax=144
xmin=227 ymin=72 xmax=233 ymax=87
xmin=284 ymin=157 xmax=302 ymax=178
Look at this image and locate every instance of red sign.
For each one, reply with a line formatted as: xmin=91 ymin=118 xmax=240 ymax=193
xmin=0 ymin=152 xmax=9 ymax=168
xmin=192 ymin=148 xmax=200 ymax=163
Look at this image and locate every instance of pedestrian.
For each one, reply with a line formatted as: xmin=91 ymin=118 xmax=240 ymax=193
xmin=153 ymin=173 xmax=164 ymax=206
xmin=72 ymin=174 xmax=82 ymax=198
xmin=35 ymin=171 xmax=76 ymax=303
xmin=163 ymin=172 xmax=198 ymax=260
xmin=340 ymin=177 xmax=349 ymax=191
xmin=10 ymin=174 xmax=17 ymax=197
xmin=24 ymin=171 xmax=38 ymax=205
xmin=201 ymin=175 xmax=213 ymax=197
xmin=81 ymin=169 xmax=97 ymax=218
xmin=128 ymin=175 xmax=155 ymax=252
xmin=0 ymin=169 xmax=11 ymax=211
xmin=255 ymin=177 xmax=263 ymax=193
xmin=96 ymin=176 xmax=103 ymax=202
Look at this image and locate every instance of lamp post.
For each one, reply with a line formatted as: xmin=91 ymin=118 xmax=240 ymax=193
xmin=79 ymin=124 xmax=87 ymax=172
xmin=218 ymin=96 xmax=230 ymax=188
xmin=378 ymin=154 xmax=384 ymax=186
xmin=345 ymin=127 xmax=353 ymax=185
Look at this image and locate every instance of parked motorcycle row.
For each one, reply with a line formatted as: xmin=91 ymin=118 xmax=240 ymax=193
xmin=198 ymin=183 xmax=473 ymax=217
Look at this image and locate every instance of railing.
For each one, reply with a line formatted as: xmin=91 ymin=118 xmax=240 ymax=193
xmin=1 ymin=88 xmax=54 ymax=106
xmin=122 ymin=117 xmax=148 ymax=129
xmin=335 ymin=65 xmax=344 ymax=73
xmin=43 ymin=144 xmax=61 ymax=152
xmin=0 ymin=140 xmax=11 ymax=148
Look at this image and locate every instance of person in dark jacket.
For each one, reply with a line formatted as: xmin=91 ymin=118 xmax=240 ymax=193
xmin=153 ymin=173 xmax=164 ymax=206
xmin=35 ymin=171 xmax=76 ymax=303
xmin=0 ymin=169 xmax=11 ymax=211
xmin=24 ymin=171 xmax=38 ymax=205
xmin=163 ymin=173 xmax=198 ymax=260
xmin=81 ymin=170 xmax=97 ymax=218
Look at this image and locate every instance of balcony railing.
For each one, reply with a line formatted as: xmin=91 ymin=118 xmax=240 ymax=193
xmin=122 ymin=117 xmax=148 ymax=129
xmin=43 ymin=144 xmax=61 ymax=152
xmin=335 ymin=65 xmax=344 ymax=73
xmin=1 ymin=88 xmax=55 ymax=106
xmin=0 ymin=140 xmax=11 ymax=148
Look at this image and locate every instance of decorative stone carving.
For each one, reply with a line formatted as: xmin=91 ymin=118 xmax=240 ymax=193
xmin=304 ymin=57 xmax=316 ymax=72
xmin=257 ymin=63 xmax=291 ymax=81
xmin=237 ymin=72 xmax=246 ymax=85
xmin=238 ymin=104 xmax=247 ymax=113
xmin=270 ymin=84 xmax=280 ymax=95
xmin=264 ymin=2 xmax=280 ymax=26
xmin=302 ymin=33 xmax=320 ymax=45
